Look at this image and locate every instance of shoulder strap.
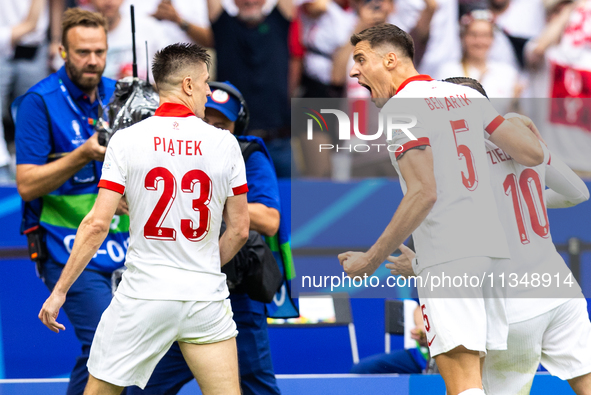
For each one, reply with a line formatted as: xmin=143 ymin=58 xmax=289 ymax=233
xmin=238 ymin=139 xmax=263 ymax=162
xmin=13 ymin=92 xmax=54 ymax=234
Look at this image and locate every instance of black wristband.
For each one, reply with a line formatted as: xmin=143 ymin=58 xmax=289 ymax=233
xmin=179 ymin=20 xmax=190 ymax=32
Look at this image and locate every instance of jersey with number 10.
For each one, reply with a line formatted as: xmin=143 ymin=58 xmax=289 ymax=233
xmin=485 ymin=140 xmax=583 ymax=323
xmin=98 ymin=103 xmax=248 ymax=302
xmin=386 ymin=76 xmax=510 ymax=272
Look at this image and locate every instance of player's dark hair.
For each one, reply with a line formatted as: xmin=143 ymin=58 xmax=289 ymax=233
xmin=152 ymin=43 xmax=211 ymax=87
xmin=443 ymin=77 xmax=489 ymax=98
xmin=350 ymin=23 xmax=415 ymax=62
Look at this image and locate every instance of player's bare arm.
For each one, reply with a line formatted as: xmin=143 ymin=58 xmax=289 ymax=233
xmin=220 ymin=194 xmax=250 ymax=265
xmin=339 ymin=147 xmax=436 ymax=277
xmin=545 ymin=152 xmax=590 ymax=208
xmin=411 ymin=304 xmax=427 ymax=347
xmin=248 ymin=203 xmax=279 ymax=237
xmin=277 ymin=0 xmax=294 ymax=20
xmin=207 ymin=0 xmax=224 ymax=23
xmin=152 ymin=1 xmax=214 ymax=48
xmin=10 ymin=0 xmax=45 ymax=47
xmin=16 ymin=132 xmax=106 ymax=201
xmin=488 ymin=117 xmax=545 ymax=167
xmin=38 ymin=188 xmax=122 ymax=333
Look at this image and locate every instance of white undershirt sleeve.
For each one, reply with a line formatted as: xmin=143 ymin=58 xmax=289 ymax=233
xmin=545 ymin=152 xmax=590 ymax=208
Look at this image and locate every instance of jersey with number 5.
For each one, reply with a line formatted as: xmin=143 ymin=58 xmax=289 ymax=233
xmin=485 ymin=139 xmax=583 ymax=323
xmin=386 ymin=76 xmax=510 ymax=272
xmin=98 ymin=103 xmax=248 ymax=302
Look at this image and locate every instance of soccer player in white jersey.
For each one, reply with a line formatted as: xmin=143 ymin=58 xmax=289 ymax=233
xmin=482 ymin=130 xmax=591 ymax=395
xmin=388 ymin=77 xmax=591 ymax=395
xmin=38 ymin=43 xmax=249 ymax=395
xmin=339 ymin=24 xmax=545 ymax=395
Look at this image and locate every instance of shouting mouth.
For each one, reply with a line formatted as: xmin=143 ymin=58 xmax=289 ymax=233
xmin=359 ymin=82 xmax=373 ymax=97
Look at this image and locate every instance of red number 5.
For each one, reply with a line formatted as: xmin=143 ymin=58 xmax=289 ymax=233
xmin=144 ymin=167 xmax=212 ymax=242
xmin=450 ymin=119 xmax=478 ymax=191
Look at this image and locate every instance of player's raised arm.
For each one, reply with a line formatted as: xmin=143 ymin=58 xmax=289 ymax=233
xmin=38 ymin=187 xmax=122 ymax=333
xmin=207 ymin=0 xmax=224 ymax=23
xmin=220 ymin=194 xmax=250 ymax=265
xmin=487 ymin=115 xmax=545 ymax=167
xmin=545 ymin=152 xmax=590 ymax=208
xmin=339 ymin=147 xmax=436 ymax=277
xmin=277 ymin=0 xmax=294 ymax=20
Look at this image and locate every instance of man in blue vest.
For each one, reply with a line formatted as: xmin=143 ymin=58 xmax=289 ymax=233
xmin=128 ymin=81 xmax=282 ymax=395
xmin=14 ymin=8 xmax=129 ymax=395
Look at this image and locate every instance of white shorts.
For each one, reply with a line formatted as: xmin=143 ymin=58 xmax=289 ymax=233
xmin=483 ymin=297 xmax=591 ymax=394
xmin=417 ymin=257 xmax=509 ymax=357
xmin=87 ymin=293 xmax=237 ymax=389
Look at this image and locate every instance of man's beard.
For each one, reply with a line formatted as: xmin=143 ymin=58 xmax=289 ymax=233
xmin=66 ymin=61 xmax=104 ymax=93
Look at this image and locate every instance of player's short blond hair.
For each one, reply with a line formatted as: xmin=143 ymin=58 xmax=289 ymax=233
xmin=61 ymin=8 xmax=108 ymax=49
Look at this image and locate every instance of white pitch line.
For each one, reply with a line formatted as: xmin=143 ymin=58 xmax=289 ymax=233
xmin=0 ymin=378 xmax=70 ymax=383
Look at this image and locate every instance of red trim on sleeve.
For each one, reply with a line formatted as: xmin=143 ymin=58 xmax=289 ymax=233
xmin=547 ymin=153 xmax=551 ymax=165
xmin=288 ymin=17 xmax=305 ymax=58
xmin=395 ymin=137 xmax=431 ymax=159
xmin=485 ymin=115 xmax=505 ymax=135
xmin=23 ymin=225 xmax=40 ymax=235
xmin=232 ymin=184 xmax=249 ymax=195
xmin=396 ymin=75 xmax=434 ymax=95
xmin=154 ymin=103 xmax=195 ymax=118
xmin=98 ymin=180 xmax=125 ymax=195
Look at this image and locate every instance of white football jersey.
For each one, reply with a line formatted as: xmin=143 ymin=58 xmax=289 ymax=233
xmin=99 ymin=103 xmax=248 ymax=301
xmin=485 ymin=140 xmax=584 ymax=323
xmin=386 ymin=76 xmax=510 ymax=272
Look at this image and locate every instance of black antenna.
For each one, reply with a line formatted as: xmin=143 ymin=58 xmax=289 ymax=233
xmin=130 ymin=5 xmax=138 ymax=79
xmin=145 ymin=41 xmax=150 ymax=83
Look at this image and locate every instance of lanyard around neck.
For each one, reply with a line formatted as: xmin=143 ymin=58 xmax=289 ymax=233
xmin=58 ymin=78 xmax=105 ymax=127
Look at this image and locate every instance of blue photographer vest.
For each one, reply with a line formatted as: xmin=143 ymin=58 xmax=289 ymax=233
xmin=14 ymin=67 xmax=129 ymax=273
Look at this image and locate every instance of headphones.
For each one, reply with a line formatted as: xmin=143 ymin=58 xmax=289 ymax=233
xmin=61 ymin=50 xmax=67 ymax=59
xmin=208 ymin=81 xmax=250 ymax=135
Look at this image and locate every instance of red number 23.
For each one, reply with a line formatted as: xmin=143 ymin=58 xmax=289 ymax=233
xmin=144 ymin=167 xmax=212 ymax=242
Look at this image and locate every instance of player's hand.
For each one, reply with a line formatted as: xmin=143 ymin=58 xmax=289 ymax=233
xmin=115 ymin=196 xmax=129 ymax=216
xmin=411 ymin=327 xmax=427 ymax=347
xmin=385 ymin=244 xmax=415 ymax=278
xmin=39 ymin=292 xmax=67 ymax=333
xmin=505 ymin=113 xmax=547 ymax=147
xmin=152 ymin=1 xmax=182 ymax=24
xmin=338 ymin=251 xmax=378 ymax=278
xmin=80 ymin=133 xmax=107 ymax=162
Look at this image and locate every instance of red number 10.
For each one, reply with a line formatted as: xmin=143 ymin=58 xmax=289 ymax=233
xmin=144 ymin=167 xmax=212 ymax=242
xmin=503 ymin=169 xmax=549 ymax=244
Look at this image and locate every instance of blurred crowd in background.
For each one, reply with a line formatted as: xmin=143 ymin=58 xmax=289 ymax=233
xmin=1 ymin=0 xmax=590 ymax=181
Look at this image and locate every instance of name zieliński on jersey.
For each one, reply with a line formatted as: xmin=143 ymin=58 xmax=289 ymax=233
xmin=487 ymin=147 xmax=512 ymax=165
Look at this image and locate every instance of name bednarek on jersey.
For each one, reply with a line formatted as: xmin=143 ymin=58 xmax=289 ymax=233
xmin=308 ymin=92 xmax=478 ymax=153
